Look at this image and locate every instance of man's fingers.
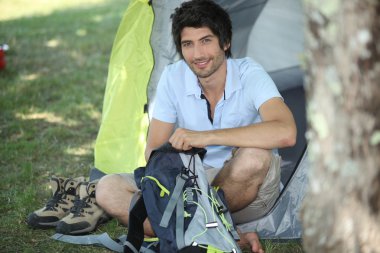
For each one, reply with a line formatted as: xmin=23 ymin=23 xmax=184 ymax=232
xmin=169 ymin=128 xmax=189 ymax=150
xmin=169 ymin=138 xmax=192 ymax=151
xmin=182 ymin=143 xmax=192 ymax=151
xmin=169 ymin=128 xmax=203 ymax=150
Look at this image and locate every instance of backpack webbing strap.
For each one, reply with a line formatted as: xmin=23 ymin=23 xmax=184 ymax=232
xmin=159 ymin=174 xmax=188 ymax=228
xmin=51 ymin=232 xmax=124 ymax=252
xmin=52 ymin=232 xmax=160 ymax=253
xmin=176 ymin=189 xmax=185 ymax=249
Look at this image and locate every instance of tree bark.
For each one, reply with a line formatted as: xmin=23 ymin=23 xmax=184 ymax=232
xmin=301 ymin=0 xmax=380 ymax=252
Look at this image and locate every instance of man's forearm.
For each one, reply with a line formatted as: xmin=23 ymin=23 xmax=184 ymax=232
xmin=203 ymin=120 xmax=296 ymax=149
xmin=169 ymin=119 xmax=296 ymax=151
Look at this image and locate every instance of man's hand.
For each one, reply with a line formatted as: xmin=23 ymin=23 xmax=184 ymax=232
xmin=169 ymin=128 xmax=208 ymax=150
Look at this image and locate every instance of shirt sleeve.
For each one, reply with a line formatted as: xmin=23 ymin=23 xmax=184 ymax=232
xmin=240 ymin=58 xmax=282 ymax=111
xmin=151 ymin=66 xmax=177 ymax=123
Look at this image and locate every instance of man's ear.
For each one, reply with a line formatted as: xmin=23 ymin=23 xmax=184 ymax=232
xmin=223 ymin=42 xmax=231 ymax=51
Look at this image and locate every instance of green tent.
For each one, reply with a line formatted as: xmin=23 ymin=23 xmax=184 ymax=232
xmin=94 ymin=0 xmax=153 ymax=174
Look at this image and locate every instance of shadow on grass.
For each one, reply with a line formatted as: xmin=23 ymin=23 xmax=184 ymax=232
xmin=0 ymin=0 xmax=127 ymax=173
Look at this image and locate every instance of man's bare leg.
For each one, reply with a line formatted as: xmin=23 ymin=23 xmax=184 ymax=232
xmin=212 ymin=147 xmax=271 ymax=253
xmin=96 ymin=174 xmax=155 ymax=236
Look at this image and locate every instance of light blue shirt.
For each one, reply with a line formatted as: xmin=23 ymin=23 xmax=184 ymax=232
xmin=152 ymin=57 xmax=282 ymax=168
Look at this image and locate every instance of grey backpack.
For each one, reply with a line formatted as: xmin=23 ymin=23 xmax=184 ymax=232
xmin=124 ymin=143 xmax=242 ymax=253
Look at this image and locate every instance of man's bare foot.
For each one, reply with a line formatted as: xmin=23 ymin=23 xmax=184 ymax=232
xmin=238 ymin=231 xmax=264 ymax=253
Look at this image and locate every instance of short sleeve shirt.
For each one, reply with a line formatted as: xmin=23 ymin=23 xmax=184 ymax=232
xmin=152 ymin=57 xmax=282 ymax=168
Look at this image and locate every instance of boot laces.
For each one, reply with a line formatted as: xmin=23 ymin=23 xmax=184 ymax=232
xmin=70 ymin=184 xmax=97 ymax=217
xmin=70 ymin=196 xmax=92 ymax=217
xmin=45 ymin=192 xmax=65 ymax=211
xmin=44 ymin=178 xmax=79 ymax=211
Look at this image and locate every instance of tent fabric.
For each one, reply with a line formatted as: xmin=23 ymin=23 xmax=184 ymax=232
xmin=146 ymin=0 xmax=183 ymax=117
xmin=240 ymin=0 xmax=304 ymax=72
xmin=94 ymin=0 xmax=154 ymax=174
xmin=237 ymin=147 xmax=309 ymax=239
xmin=239 ymin=0 xmax=305 ymax=92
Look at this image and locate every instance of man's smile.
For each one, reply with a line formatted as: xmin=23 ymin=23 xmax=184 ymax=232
xmin=193 ymin=59 xmax=211 ymax=69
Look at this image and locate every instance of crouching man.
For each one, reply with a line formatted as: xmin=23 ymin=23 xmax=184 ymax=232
xmin=96 ymin=1 xmax=296 ymax=252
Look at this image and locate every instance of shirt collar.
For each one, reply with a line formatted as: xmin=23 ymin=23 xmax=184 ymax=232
xmin=184 ymin=58 xmax=243 ymax=99
xmin=184 ymin=62 xmax=201 ymax=98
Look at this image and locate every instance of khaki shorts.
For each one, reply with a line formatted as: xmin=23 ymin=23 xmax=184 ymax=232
xmin=205 ymin=154 xmax=281 ymax=224
xmin=120 ymin=153 xmax=281 ymax=224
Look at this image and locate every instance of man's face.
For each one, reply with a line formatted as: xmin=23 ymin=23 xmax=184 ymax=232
xmin=180 ymin=27 xmax=229 ymax=79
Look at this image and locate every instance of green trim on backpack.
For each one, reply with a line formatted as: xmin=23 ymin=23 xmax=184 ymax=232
xmin=144 ymin=237 xmax=159 ymax=242
xmin=142 ymin=176 xmax=170 ymax=197
xmin=206 ymin=244 xmax=225 ymax=252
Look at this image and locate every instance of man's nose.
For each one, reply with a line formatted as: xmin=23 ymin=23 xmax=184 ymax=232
xmin=193 ymin=43 xmax=205 ymax=59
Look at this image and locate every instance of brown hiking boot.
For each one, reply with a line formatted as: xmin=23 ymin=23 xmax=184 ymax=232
xmin=27 ymin=176 xmax=85 ymax=228
xmin=56 ymin=180 xmax=109 ymax=235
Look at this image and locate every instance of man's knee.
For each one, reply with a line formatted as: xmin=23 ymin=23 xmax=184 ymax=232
xmin=96 ymin=174 xmax=125 ymax=214
xmin=229 ymin=148 xmax=272 ymax=180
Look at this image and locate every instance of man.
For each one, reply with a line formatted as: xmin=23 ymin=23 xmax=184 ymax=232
xmin=96 ymin=1 xmax=296 ymax=252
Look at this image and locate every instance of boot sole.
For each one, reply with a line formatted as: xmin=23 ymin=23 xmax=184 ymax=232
xmin=27 ymin=213 xmax=61 ymax=228
xmin=56 ymin=215 xmax=110 ymax=235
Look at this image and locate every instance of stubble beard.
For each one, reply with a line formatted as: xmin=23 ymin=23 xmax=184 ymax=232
xmin=188 ymin=53 xmax=225 ymax=79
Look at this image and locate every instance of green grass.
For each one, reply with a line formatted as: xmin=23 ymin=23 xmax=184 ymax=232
xmin=0 ymin=0 xmax=127 ymax=252
xmin=0 ymin=1 xmax=304 ymax=252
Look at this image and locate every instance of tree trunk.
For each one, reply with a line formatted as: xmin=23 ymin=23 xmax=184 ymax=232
xmin=301 ymin=0 xmax=380 ymax=252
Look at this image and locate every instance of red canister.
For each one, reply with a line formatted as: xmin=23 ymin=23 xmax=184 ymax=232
xmin=0 ymin=48 xmax=5 ymax=70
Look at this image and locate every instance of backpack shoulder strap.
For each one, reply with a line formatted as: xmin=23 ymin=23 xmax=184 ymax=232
xmin=125 ymin=194 xmax=148 ymax=252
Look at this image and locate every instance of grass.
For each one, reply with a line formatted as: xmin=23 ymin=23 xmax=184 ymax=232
xmin=0 ymin=0 xmax=128 ymax=252
xmin=0 ymin=1 xmax=304 ymax=252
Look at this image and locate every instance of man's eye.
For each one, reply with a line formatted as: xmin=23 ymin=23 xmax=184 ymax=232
xmin=202 ymin=38 xmax=211 ymax=44
xmin=182 ymin=42 xmax=191 ymax=48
